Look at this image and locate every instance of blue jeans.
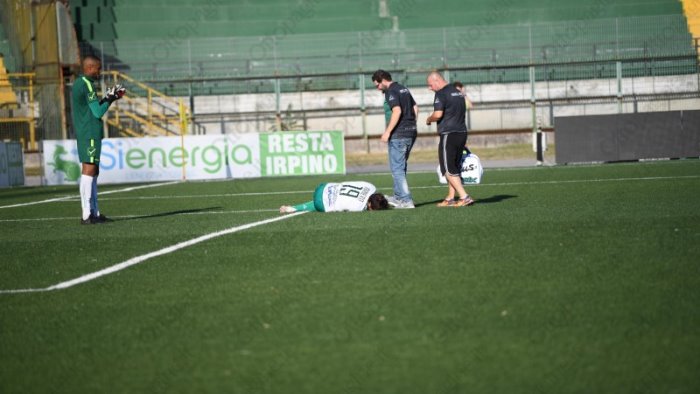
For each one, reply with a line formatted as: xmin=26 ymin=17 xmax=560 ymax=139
xmin=388 ymin=136 xmax=416 ymax=202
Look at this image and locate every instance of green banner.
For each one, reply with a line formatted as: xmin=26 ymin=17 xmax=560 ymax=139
xmin=259 ymin=131 xmax=345 ymax=177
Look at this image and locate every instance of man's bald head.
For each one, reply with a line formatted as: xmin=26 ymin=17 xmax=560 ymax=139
xmin=427 ymin=71 xmax=447 ymax=92
xmin=82 ymin=55 xmax=101 ymax=78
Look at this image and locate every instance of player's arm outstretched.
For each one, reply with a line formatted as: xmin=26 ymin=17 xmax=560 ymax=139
xmin=280 ymin=201 xmax=316 ymax=213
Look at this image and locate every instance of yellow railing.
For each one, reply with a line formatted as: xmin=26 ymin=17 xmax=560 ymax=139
xmin=0 ymin=72 xmax=37 ymax=150
xmin=102 ymin=71 xmax=189 ymax=137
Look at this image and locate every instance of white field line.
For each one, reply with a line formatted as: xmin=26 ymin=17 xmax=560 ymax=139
xmin=1 ymin=174 xmax=697 ymax=293
xmin=91 ymin=174 xmax=700 ymax=202
xmin=2 ymin=188 xmax=312 ymax=204
xmin=99 ymin=189 xmax=313 ymax=201
xmin=1 ymin=175 xmax=697 ymax=222
xmin=0 ymin=181 xmax=179 ymax=209
xmin=0 ymin=211 xmax=307 ymax=294
xmin=3 ymin=175 xmax=697 ymax=206
xmin=411 ymin=174 xmax=700 ymax=189
xmin=0 ymin=209 xmax=280 ymax=223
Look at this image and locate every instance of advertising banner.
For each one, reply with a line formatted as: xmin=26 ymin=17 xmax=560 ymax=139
xmin=43 ymin=131 xmax=345 ymax=185
xmin=259 ymin=131 xmax=345 ymax=177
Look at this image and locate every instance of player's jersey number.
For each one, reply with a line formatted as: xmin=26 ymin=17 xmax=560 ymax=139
xmin=339 ymin=184 xmax=364 ymax=199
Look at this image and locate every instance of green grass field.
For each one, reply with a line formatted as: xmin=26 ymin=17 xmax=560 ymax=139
xmin=1 ymin=160 xmax=699 ymax=393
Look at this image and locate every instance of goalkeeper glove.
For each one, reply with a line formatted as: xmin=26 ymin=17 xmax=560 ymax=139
xmin=114 ymin=84 xmax=126 ymax=99
xmin=99 ymin=86 xmax=116 ymax=104
xmin=99 ymin=84 xmax=127 ymax=104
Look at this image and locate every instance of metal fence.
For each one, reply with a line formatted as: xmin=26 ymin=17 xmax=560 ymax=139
xmin=188 ymin=65 xmax=700 ymax=144
xmin=54 ymin=14 xmax=700 ymax=144
xmin=82 ymin=14 xmax=696 ymax=85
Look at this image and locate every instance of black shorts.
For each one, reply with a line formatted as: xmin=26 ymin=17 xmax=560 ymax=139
xmin=438 ymin=132 xmax=467 ymax=176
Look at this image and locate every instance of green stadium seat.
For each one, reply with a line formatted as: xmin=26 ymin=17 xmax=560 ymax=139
xmin=69 ymin=0 xmax=694 ymax=93
xmin=0 ymin=20 xmax=17 ymax=72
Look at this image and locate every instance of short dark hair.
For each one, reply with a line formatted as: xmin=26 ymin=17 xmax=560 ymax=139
xmin=82 ymin=54 xmax=101 ymax=66
xmin=453 ymin=81 xmax=464 ymax=89
xmin=367 ymin=193 xmax=389 ymax=211
xmin=371 ymin=69 xmax=392 ymax=83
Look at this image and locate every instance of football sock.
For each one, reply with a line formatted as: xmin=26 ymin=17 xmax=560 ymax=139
xmin=80 ymin=175 xmax=93 ymax=220
xmin=91 ymin=175 xmax=99 ymax=217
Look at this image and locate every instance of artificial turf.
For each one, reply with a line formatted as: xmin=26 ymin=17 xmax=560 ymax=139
xmin=1 ymin=160 xmax=699 ymax=393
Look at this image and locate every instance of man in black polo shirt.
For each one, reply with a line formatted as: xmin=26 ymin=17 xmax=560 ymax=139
xmin=426 ymin=71 xmax=475 ymax=207
xmin=372 ymin=69 xmax=418 ymax=209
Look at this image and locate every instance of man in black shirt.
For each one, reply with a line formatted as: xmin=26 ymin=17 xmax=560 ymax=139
xmin=426 ymin=71 xmax=475 ymax=207
xmin=372 ymin=69 xmax=418 ymax=209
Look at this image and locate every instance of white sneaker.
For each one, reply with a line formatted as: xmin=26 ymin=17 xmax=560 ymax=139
xmin=385 ymin=195 xmax=400 ymax=207
xmin=396 ymin=200 xmax=415 ymax=209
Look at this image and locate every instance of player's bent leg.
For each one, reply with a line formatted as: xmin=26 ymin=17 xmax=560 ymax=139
xmin=312 ymin=183 xmax=327 ymax=212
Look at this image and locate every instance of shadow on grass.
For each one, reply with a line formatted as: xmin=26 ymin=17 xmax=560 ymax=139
xmin=415 ymin=199 xmax=445 ymax=208
xmin=0 ymin=188 xmax=72 ymax=201
xmin=117 ymin=207 xmax=222 ymax=221
xmin=415 ymin=194 xmax=517 ymax=208
xmin=476 ymin=194 xmax=518 ymax=204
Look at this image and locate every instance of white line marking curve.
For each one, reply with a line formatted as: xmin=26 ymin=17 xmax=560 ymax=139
xmin=0 ymin=211 xmax=306 ymax=294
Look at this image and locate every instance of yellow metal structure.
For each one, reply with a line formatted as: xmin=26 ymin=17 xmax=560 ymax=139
xmin=0 ymin=58 xmax=18 ymax=107
xmin=101 ymin=71 xmax=189 ymax=138
xmin=0 ymin=68 xmax=37 ymax=150
xmin=681 ymin=0 xmax=700 ymax=57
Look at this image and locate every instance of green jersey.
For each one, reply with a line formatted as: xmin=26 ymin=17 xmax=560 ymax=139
xmin=72 ymin=74 xmax=112 ymax=163
xmin=72 ymin=74 xmax=108 ymax=140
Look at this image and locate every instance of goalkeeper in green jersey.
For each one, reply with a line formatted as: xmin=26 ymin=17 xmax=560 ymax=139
xmin=71 ymin=55 xmax=125 ymax=224
xmin=280 ymin=181 xmax=389 ymax=213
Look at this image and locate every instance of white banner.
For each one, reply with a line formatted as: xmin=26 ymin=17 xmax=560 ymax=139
xmin=43 ymin=131 xmax=345 ymax=185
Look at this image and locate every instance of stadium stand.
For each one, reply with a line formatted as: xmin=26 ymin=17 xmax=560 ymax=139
xmin=392 ymin=0 xmax=687 ymax=28
xmin=73 ymin=0 xmax=381 ymax=40
xmin=0 ymin=20 xmax=16 ymax=73
xmin=69 ymin=0 xmax=695 ymax=96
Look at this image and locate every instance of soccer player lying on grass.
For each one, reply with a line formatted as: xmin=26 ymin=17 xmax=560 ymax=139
xmin=280 ymin=181 xmax=389 ymax=213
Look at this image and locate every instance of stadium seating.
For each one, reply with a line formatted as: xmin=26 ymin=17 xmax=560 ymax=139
xmin=69 ymin=0 xmax=695 ymax=94
xmin=74 ymin=0 xmax=380 ymax=40
xmin=0 ymin=20 xmax=16 ymax=73
xmin=73 ymin=0 xmax=688 ymax=40
xmin=392 ymin=0 xmax=685 ymax=29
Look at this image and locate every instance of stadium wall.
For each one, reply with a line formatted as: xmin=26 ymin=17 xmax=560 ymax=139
xmin=555 ymin=110 xmax=700 ymax=163
xmin=185 ymin=73 xmax=699 ymax=150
